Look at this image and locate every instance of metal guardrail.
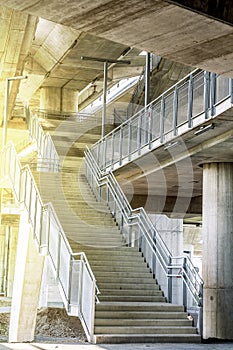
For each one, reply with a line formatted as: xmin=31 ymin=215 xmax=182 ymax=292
xmin=25 ymin=107 xmax=60 ymax=172
xmin=91 ymin=69 xmax=233 ymax=172
xmin=85 ymin=146 xmax=204 ymax=335
xmin=0 ymin=142 xmax=98 ymax=342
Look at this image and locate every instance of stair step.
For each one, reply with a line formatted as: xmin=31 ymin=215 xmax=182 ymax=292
xmin=98 ymin=289 xmax=161 ymax=296
xmin=94 ymin=334 xmax=201 ymax=344
xmin=95 ymin=326 xmax=197 ymax=335
xmin=98 ymin=295 xmax=166 ymax=302
xmin=96 ymin=302 xmax=184 ymax=312
xmin=95 ymin=311 xmax=188 ymax=320
xmin=94 ymin=318 xmax=192 ymax=327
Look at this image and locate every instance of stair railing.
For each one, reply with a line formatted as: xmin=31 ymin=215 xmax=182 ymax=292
xmin=91 ymin=69 xmax=233 ymax=172
xmin=25 ymin=106 xmax=60 ymax=172
xmin=0 ymin=142 xmax=98 ymax=342
xmin=85 ymin=146 xmax=204 ymax=335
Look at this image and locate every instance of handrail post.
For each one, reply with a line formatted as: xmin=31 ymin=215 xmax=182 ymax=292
xmin=230 ymin=78 xmax=233 ymax=104
xmin=198 ymin=283 xmax=204 ymax=336
xmin=168 ymin=256 xmax=172 ymax=303
xmin=119 ymin=126 xmax=123 ymax=166
xmin=210 ymin=72 xmax=216 ymax=116
xmin=160 ymin=95 xmax=165 ymax=143
xmin=204 ymin=71 xmax=210 ymax=119
xmin=183 ymin=257 xmax=187 ymax=312
xmin=137 ymin=112 xmax=142 ymax=155
xmin=188 ymin=74 xmax=193 ymax=128
xmin=173 ymin=85 xmax=178 ymax=136
xmin=128 ymin=121 xmax=132 ymax=161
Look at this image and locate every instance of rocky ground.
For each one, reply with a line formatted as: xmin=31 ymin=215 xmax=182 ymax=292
xmin=0 ymin=306 xmax=87 ymax=343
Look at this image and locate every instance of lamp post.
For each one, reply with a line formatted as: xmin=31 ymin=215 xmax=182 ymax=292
xmin=2 ymin=75 xmax=27 ymax=148
xmin=81 ymin=56 xmax=130 ymax=139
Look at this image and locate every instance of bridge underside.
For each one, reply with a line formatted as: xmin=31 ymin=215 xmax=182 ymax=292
xmin=115 ymin=106 xmax=233 ymax=219
xmin=1 ymin=1 xmax=233 ymax=77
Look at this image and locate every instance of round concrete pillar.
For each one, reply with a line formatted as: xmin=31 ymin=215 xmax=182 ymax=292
xmin=40 ymin=87 xmax=78 ymax=113
xmin=202 ymin=162 xmax=233 ymax=340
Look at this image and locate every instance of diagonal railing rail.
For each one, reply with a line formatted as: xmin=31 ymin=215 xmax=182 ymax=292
xmin=85 ymin=146 xmax=204 ymax=335
xmin=91 ymin=69 xmax=233 ymax=172
xmin=0 ymin=142 xmax=98 ymax=342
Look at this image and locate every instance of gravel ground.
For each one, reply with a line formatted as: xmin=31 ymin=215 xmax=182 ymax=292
xmin=0 ymin=307 xmax=87 ymax=343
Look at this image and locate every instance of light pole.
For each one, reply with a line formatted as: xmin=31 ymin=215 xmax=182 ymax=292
xmin=2 ymin=75 xmax=27 ymax=148
xmin=81 ymin=56 xmax=130 ymax=139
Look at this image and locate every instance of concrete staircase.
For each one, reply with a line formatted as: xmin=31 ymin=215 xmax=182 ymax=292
xmin=32 ymin=114 xmax=201 ymax=343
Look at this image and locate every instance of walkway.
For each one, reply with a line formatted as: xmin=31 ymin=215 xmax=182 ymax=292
xmin=0 ymin=342 xmax=232 ymax=350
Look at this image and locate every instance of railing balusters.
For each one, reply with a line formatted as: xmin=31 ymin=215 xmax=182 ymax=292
xmin=204 ymin=71 xmax=210 ymax=119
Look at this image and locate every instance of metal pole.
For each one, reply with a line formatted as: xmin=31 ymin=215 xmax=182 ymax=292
xmin=102 ymin=61 xmax=108 ymax=139
xmin=2 ymin=79 xmax=10 ymax=148
xmin=145 ymin=52 xmax=151 ymax=107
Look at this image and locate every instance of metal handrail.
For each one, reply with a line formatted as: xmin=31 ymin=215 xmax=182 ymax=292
xmin=85 ymin=145 xmax=204 ymax=335
xmin=91 ymin=69 xmax=232 ymax=172
xmin=0 ymin=142 xmax=98 ymax=342
xmin=25 ymin=106 xmax=60 ymax=172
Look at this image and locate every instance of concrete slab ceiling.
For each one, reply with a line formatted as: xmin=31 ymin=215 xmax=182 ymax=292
xmin=1 ymin=1 xmax=233 ymax=76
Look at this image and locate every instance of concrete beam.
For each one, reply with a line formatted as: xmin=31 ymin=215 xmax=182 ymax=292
xmin=130 ymin=194 xmax=202 ymax=216
xmin=167 ymin=0 xmax=233 ymax=26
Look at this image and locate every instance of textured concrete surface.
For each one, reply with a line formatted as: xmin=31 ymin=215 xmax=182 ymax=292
xmin=1 ymin=1 xmax=233 ymax=76
xmin=0 ymin=342 xmax=233 ymax=350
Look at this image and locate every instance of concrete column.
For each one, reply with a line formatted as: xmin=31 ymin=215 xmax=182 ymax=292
xmin=61 ymin=88 xmax=78 ymax=113
xmin=40 ymin=87 xmax=78 ymax=113
xmin=7 ymin=226 xmax=18 ymax=297
xmin=9 ymin=210 xmax=44 ymax=342
xmin=40 ymin=86 xmax=61 ymax=112
xmin=0 ymin=227 xmax=5 ymax=294
xmin=202 ymin=162 xmax=233 ymax=340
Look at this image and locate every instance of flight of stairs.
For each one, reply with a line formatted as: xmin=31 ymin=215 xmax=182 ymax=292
xmin=31 ymin=114 xmax=200 ymax=343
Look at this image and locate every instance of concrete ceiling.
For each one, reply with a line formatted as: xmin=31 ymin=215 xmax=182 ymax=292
xmin=1 ymin=1 xmax=233 ymax=76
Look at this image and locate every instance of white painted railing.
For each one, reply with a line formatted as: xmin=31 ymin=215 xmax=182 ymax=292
xmin=91 ymin=70 xmax=233 ymax=172
xmin=0 ymin=142 xmax=97 ymax=342
xmin=25 ymin=106 xmax=60 ymax=172
xmin=85 ymin=146 xmax=203 ymax=335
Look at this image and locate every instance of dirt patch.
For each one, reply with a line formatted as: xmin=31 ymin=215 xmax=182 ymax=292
xmin=36 ymin=308 xmax=86 ymax=341
xmin=0 ymin=308 xmax=87 ymax=342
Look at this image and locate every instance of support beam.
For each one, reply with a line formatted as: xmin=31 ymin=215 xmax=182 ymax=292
xmin=9 ymin=210 xmax=44 ymax=342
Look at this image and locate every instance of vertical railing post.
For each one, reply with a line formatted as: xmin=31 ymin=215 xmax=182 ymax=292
xmin=210 ymin=72 xmax=216 ymax=116
xmin=230 ymin=78 xmax=233 ymax=104
xmin=137 ymin=112 xmax=142 ymax=155
xmin=173 ymin=85 xmax=178 ymax=136
xmin=182 ymin=257 xmax=187 ymax=312
xmin=168 ymin=256 xmax=172 ymax=303
xmin=119 ymin=126 xmax=123 ymax=166
xmin=160 ymin=95 xmax=165 ymax=143
xmin=204 ymin=71 xmax=210 ymax=119
xmin=198 ymin=283 xmax=204 ymax=336
xmin=188 ymin=74 xmax=193 ymax=128
xmin=128 ymin=121 xmax=132 ymax=161
xmin=148 ymin=105 xmax=153 ymax=149
xmin=111 ymin=133 xmax=115 ymax=170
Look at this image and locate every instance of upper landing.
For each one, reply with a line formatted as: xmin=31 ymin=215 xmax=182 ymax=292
xmin=91 ymin=70 xmax=233 ymax=217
